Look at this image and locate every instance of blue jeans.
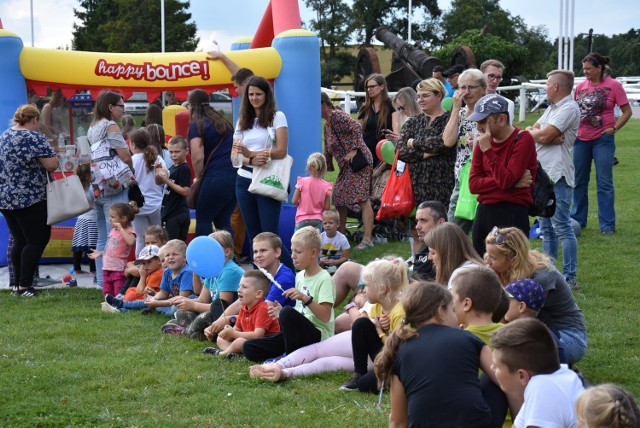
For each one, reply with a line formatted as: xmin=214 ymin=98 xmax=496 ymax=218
xmin=195 ymin=168 xmax=237 ymax=237
xmin=572 ymin=134 xmax=616 ymax=232
xmin=236 ymin=175 xmax=293 ymax=270
xmin=558 ymin=327 xmax=588 ymax=364
xmin=94 ymin=191 xmax=129 ymax=287
xmin=539 ymin=177 xmax=578 ymax=281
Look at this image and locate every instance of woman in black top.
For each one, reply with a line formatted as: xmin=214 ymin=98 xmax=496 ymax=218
xmin=358 ymin=74 xmax=396 ymax=167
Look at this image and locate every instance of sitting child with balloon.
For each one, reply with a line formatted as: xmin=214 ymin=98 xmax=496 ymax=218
xmin=161 ymin=230 xmax=244 ymax=339
xmin=204 ymin=270 xmax=281 ymax=359
xmin=204 ymin=232 xmax=296 ymax=342
xmin=143 ymin=239 xmax=195 ymax=316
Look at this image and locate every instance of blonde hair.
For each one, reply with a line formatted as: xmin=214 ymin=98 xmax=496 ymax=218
xmin=322 ymin=209 xmax=340 ymax=223
xmin=374 ymin=282 xmax=452 ymax=386
xmin=392 ymin=87 xmax=421 ymax=118
xmin=306 ymin=152 xmax=327 ymax=178
xmin=416 ymin=78 xmax=446 ymax=98
xmin=291 ymin=226 xmax=321 ymax=250
xmin=361 ymin=257 xmax=408 ymax=308
xmin=13 ymin=104 xmax=40 ymax=126
xmin=484 ymin=227 xmax=551 ymax=283
xmin=576 ymin=384 xmax=640 ymax=428
xmin=253 ymin=232 xmax=283 ymax=251
xmin=163 ymin=239 xmax=187 ymax=255
xmin=209 ymin=230 xmax=234 ymax=258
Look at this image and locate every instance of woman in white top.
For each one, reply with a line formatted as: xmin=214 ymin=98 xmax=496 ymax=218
xmin=235 ymin=76 xmax=293 ymax=267
xmin=129 ymin=128 xmax=166 ymax=254
xmin=424 ymin=222 xmax=484 ymax=289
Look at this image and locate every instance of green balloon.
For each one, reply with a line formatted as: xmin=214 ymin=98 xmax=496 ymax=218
xmin=381 ymin=141 xmax=396 ymax=165
xmin=441 ymin=97 xmax=453 ymax=112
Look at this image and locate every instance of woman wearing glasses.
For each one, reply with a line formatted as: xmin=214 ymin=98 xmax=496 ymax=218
xmin=88 ymin=90 xmax=134 ymax=290
xmin=359 ymin=74 xmax=396 ymax=167
xmin=389 ymin=87 xmax=421 ymax=139
xmin=442 ymin=69 xmax=487 ymax=234
xmin=484 ymin=226 xmax=587 ymax=363
xmin=397 ymin=78 xmax=456 ymax=212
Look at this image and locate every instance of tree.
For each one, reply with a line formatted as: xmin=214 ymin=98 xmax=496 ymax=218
xmin=351 ymin=0 xmax=441 ymax=45
xmin=72 ymin=0 xmax=198 ymax=53
xmin=304 ymin=0 xmax=355 ymax=86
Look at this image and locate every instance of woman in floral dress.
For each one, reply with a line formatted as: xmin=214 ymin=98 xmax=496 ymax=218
xmin=321 ymin=92 xmax=374 ymax=250
xmin=397 ymin=78 xmax=455 ymax=209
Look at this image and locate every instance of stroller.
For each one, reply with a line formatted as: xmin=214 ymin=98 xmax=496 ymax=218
xmin=345 ymin=162 xmax=410 ymax=244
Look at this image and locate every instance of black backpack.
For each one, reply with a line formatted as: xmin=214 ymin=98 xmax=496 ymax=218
xmin=514 ymin=132 xmax=556 ymax=218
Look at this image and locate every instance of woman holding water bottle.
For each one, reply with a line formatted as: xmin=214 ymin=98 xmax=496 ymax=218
xmin=187 ymin=89 xmax=236 ymax=237
xmin=442 ymin=69 xmax=487 ymax=234
xmin=234 ymin=76 xmax=293 ymax=269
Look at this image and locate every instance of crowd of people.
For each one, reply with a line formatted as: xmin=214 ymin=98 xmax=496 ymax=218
xmin=0 ymin=50 xmax=636 ymax=427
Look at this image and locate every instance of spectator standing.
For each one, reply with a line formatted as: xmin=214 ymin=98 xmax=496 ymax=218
xmin=0 ymin=105 xmax=59 ymax=297
xmin=468 ymin=94 xmax=537 ymax=257
xmin=572 ymin=53 xmax=632 ymax=234
xmin=321 ymin=92 xmax=375 ymax=250
xmin=358 ymin=73 xmax=396 ymax=167
xmin=526 ymin=69 xmax=581 ymax=288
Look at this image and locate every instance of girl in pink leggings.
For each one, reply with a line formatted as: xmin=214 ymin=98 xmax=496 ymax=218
xmin=249 ymin=257 xmax=407 ymax=383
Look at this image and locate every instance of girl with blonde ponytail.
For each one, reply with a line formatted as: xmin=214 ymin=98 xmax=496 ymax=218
xmin=374 ymin=282 xmax=499 ymax=427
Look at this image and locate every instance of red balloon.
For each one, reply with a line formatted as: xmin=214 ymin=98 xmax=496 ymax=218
xmin=376 ymin=139 xmax=388 ymax=163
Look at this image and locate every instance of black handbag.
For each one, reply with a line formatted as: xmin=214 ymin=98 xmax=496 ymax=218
xmin=128 ymin=183 xmax=145 ymax=209
xmin=349 ymin=149 xmax=370 ymax=172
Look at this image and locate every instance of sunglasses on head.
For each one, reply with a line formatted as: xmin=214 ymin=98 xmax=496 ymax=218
xmin=490 ymin=226 xmax=507 ymax=245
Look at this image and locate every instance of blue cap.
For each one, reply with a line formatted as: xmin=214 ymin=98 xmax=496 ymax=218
xmin=505 ymin=278 xmax=546 ymax=312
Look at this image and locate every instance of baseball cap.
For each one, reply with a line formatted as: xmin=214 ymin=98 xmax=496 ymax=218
xmin=443 ymin=64 xmax=465 ymax=77
xmin=467 ymin=93 xmax=510 ymax=122
xmin=134 ymin=245 xmax=160 ymax=265
xmin=505 ymin=278 xmax=546 ymax=312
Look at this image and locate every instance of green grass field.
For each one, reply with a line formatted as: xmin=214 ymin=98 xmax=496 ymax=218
xmin=1 ymin=114 xmax=639 ymax=426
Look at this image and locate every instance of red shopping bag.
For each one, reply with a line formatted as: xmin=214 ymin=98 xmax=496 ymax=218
xmin=376 ymin=152 xmax=415 ymax=220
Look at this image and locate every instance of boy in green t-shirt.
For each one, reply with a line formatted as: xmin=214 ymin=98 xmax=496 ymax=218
xmin=243 ymin=226 xmax=335 ymax=362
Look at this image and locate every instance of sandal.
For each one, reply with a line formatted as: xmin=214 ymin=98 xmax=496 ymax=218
xmin=203 ymin=347 xmax=222 ymax=355
xmin=356 ymin=240 xmax=374 ymax=250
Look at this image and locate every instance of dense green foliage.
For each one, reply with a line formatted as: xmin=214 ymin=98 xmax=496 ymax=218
xmin=72 ymin=0 xmax=198 ymax=53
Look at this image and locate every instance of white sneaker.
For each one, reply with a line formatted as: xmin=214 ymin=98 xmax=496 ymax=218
xmin=101 ymin=302 xmax=120 ymax=314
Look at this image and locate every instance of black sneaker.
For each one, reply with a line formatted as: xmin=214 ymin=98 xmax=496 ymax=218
xmin=339 ymin=373 xmax=362 ymax=391
xmin=105 ymin=295 xmax=123 ymax=309
xmin=18 ymin=287 xmax=39 ymax=297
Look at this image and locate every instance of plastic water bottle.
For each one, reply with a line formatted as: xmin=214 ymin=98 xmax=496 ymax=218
xmin=230 ymin=131 xmax=244 ymax=168
xmin=58 ymin=133 xmax=65 ymax=147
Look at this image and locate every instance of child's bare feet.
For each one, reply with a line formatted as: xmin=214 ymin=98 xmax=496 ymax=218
xmin=251 ymin=363 xmax=286 ymax=382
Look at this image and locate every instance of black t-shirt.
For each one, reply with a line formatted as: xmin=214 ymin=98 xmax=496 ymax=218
xmin=358 ymin=100 xmax=394 ymax=165
xmin=161 ymin=162 xmax=191 ymax=220
xmin=412 ymin=243 xmax=436 ymax=281
xmin=392 ymin=324 xmax=491 ymax=427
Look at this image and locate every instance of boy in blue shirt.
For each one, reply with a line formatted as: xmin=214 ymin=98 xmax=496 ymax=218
xmin=144 ymin=239 xmax=194 ymax=316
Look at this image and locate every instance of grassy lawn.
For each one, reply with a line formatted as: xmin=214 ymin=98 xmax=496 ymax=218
xmin=1 ymin=114 xmax=639 ymax=426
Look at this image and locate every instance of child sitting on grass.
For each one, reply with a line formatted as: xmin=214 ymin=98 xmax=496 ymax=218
xmin=204 ymin=232 xmax=295 ymax=341
xmin=103 ymin=244 xmax=163 ymax=313
xmin=204 ymin=270 xmax=280 ymax=359
xmin=374 ymin=282 xmax=499 ymax=427
xmin=89 ymin=202 xmax=137 ymax=298
xmin=576 ymin=384 xmax=640 ymax=428
xmin=144 ymin=239 xmax=194 ymax=316
xmin=319 ymin=209 xmax=350 ymax=274
xmin=490 ymin=318 xmax=584 ymax=427
xmin=162 ymin=230 xmax=243 ymax=339
xmin=292 ymin=152 xmax=332 ymax=231
xmin=119 ymin=225 xmax=167 ymax=298
xmin=242 ymin=226 xmax=335 ymax=362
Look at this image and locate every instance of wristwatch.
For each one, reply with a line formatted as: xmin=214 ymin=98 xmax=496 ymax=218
xmin=302 ymin=295 xmax=314 ymax=307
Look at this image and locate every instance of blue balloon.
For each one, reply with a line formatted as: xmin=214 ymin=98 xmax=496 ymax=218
xmin=186 ymin=236 xmax=225 ymax=278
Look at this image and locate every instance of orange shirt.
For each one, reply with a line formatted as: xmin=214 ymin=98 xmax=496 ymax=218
xmin=236 ymin=300 xmax=280 ymax=336
xmin=123 ymin=269 xmax=163 ymax=302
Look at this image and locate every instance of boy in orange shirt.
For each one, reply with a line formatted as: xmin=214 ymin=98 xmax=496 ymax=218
xmin=102 ymin=245 xmax=163 ymax=313
xmin=204 ymin=270 xmax=280 ymax=359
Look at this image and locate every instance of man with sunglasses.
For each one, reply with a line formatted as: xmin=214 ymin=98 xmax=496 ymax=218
xmin=467 ymin=94 xmax=538 ymax=257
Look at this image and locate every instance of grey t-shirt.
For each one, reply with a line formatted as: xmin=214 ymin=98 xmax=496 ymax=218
xmin=532 ymin=266 xmax=586 ymax=332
